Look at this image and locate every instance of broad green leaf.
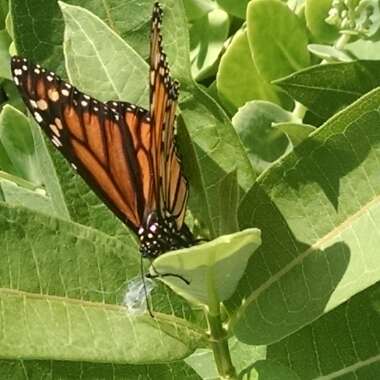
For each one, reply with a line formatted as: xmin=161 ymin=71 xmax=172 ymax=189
xmin=305 ymin=0 xmax=339 ymax=42
xmin=228 ymin=87 xmax=380 ymax=345
xmin=274 ymin=121 xmax=316 ymax=146
xmin=0 ymin=30 xmax=11 ymax=79
xmin=190 ymin=8 xmax=229 ymax=81
xmin=151 ymin=229 xmax=261 ymax=306
xmin=275 ymin=60 xmax=380 ymax=119
xmin=247 ymin=0 xmax=310 ymax=81
xmin=0 ymin=105 xmax=69 ymax=219
xmin=0 ymin=289 xmax=204 ymax=364
xmin=0 ymin=179 xmax=55 ymax=216
xmin=232 ymin=101 xmax=292 ymax=174
xmin=241 ymin=360 xmax=301 ymax=380
xmin=0 ymin=105 xmax=41 ymax=184
xmin=186 ymin=338 xmax=266 ymax=380
xmin=216 ymin=170 xmax=239 ymax=235
xmin=216 ymin=30 xmax=281 ymax=113
xmin=0 ymin=0 xmax=8 ymax=29
xmin=216 ymin=0 xmax=250 ymax=19
xmin=0 ymin=142 xmax=15 ymax=174
xmin=268 ymin=282 xmax=380 ymax=379
xmin=61 ymin=1 xmax=149 ymax=107
xmin=10 ymin=0 xmax=154 ymax=75
xmin=308 ymin=43 xmax=352 ymax=62
xmin=0 ymin=360 xmax=202 ymax=380
xmin=0 ymin=202 xmax=138 ymax=301
xmin=184 ymin=0 xmax=215 ymax=21
xmin=346 ymin=39 xmax=380 ymax=60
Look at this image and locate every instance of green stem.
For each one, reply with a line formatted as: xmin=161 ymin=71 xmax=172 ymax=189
xmin=207 ymin=306 xmax=237 ymax=380
xmin=335 ymin=33 xmax=351 ymax=50
xmin=292 ymin=101 xmax=307 ymax=120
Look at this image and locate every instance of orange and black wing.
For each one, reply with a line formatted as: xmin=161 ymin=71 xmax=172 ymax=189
xmin=149 ymin=2 xmax=189 ymax=228
xmin=11 ymin=56 xmax=144 ymax=233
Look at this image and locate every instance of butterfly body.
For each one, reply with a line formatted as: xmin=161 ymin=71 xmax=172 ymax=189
xmin=11 ymin=2 xmax=195 ymax=259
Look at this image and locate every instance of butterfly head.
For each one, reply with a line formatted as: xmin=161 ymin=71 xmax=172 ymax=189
xmin=138 ymin=211 xmax=192 ymax=258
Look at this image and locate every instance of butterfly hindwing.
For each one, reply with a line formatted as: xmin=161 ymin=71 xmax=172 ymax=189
xmin=11 ymin=56 xmax=143 ymax=232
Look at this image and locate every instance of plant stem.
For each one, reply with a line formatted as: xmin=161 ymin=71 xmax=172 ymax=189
xmin=292 ymin=101 xmax=307 ymax=120
xmin=335 ymin=33 xmax=351 ymax=50
xmin=207 ymin=307 xmax=237 ymax=380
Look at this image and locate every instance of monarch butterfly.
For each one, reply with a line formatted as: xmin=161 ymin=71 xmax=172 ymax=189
xmin=10 ymin=2 xmax=195 ymax=259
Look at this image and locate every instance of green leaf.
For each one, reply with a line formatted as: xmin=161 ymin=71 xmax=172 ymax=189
xmin=268 ymin=282 xmax=380 ymax=379
xmin=229 ymin=87 xmax=380 ymax=345
xmin=0 ymin=0 xmax=8 ymax=30
xmin=10 ymin=0 xmax=154 ymax=75
xmin=345 ymin=39 xmax=380 ymax=60
xmin=274 ymin=121 xmax=316 ymax=146
xmin=0 ymin=179 xmax=55 ymax=216
xmin=308 ymin=43 xmax=352 ymax=62
xmin=0 ymin=105 xmax=69 ymax=219
xmin=151 ymin=229 xmax=261 ymax=307
xmin=232 ymin=101 xmax=292 ymax=174
xmin=216 ymin=170 xmax=239 ymax=235
xmin=0 ymin=289 xmax=203 ymax=364
xmin=184 ymin=0 xmax=216 ymax=21
xmin=190 ymin=8 xmax=230 ymax=81
xmin=247 ymin=0 xmax=310 ymax=81
xmin=241 ymin=360 xmax=301 ymax=380
xmin=216 ymin=0 xmax=250 ymax=19
xmin=60 ymin=1 xmax=149 ymax=107
xmin=0 ymin=360 xmax=202 ymax=380
xmin=0 ymin=30 xmax=11 ymax=79
xmin=305 ymin=0 xmax=339 ymax=42
xmin=0 ymin=105 xmax=41 ymax=184
xmin=275 ymin=60 xmax=380 ymax=119
xmin=216 ymin=30 xmax=281 ymax=113
xmin=186 ymin=337 xmax=266 ymax=379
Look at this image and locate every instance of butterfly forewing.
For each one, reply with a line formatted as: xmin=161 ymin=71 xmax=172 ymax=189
xmin=11 ymin=56 xmax=142 ymax=232
xmin=149 ymin=3 xmax=189 ymax=229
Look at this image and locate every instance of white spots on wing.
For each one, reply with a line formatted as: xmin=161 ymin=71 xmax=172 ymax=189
xmin=114 ymin=114 xmax=119 ymax=121
xmin=36 ymin=64 xmax=41 ymax=68
xmin=147 ymin=233 xmax=153 ymax=239
xmin=34 ymin=68 xmax=40 ymax=74
xmin=150 ymin=224 xmax=157 ymax=233
xmin=54 ymin=117 xmax=63 ymax=130
xmin=30 ymin=99 xmax=37 ymax=108
xmin=73 ymin=99 xmax=78 ymax=106
xmin=65 ymin=83 xmax=72 ymax=89
xmin=22 ymin=65 xmax=27 ymax=71
xmin=36 ymin=99 xmax=48 ymax=111
xmin=49 ymin=72 xmax=55 ymax=76
xmin=13 ymin=77 xmax=20 ymax=86
xmin=47 ymin=75 xmax=53 ymax=82
xmin=93 ymin=106 xmax=99 ymax=111
xmin=13 ymin=68 xmax=22 ymax=76
xmin=22 ymin=58 xmax=27 ymax=62
xmin=48 ymin=89 xmax=59 ymax=102
xmin=61 ymin=88 xmax=70 ymax=96
xmin=34 ymin=111 xmax=43 ymax=123
xmin=49 ymin=123 xmax=60 ymax=137
xmin=150 ymin=70 xmax=155 ymax=85
xmin=112 ymin=101 xmax=118 ymax=106
xmin=93 ymin=99 xmax=98 ymax=104
xmin=81 ymin=100 xmax=88 ymax=107
xmin=83 ymin=94 xmax=90 ymax=100
xmin=52 ymin=135 xmax=62 ymax=148
xmin=71 ymin=163 xmax=77 ymax=170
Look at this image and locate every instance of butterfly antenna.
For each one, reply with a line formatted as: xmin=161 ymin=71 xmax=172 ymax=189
xmin=141 ymin=255 xmax=154 ymax=318
xmin=147 ymin=263 xmax=191 ymax=285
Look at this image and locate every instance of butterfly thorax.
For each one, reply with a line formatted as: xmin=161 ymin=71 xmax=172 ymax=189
xmin=138 ymin=211 xmax=194 ymax=258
